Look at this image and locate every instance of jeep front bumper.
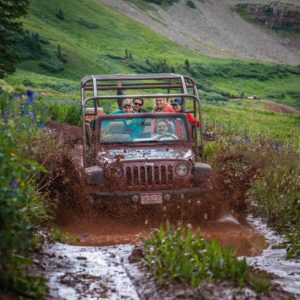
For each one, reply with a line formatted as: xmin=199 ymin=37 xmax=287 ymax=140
xmin=91 ymin=187 xmax=204 ymax=204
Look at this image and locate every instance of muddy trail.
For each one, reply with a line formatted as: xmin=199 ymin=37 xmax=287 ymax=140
xmin=38 ymin=122 xmax=300 ymax=299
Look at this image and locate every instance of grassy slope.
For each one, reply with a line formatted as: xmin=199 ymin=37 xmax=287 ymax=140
xmin=4 ymin=0 xmax=300 ymax=144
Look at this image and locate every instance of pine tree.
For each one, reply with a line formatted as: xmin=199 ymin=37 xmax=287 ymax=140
xmin=184 ymin=58 xmax=190 ymax=70
xmin=0 ymin=0 xmax=29 ymax=78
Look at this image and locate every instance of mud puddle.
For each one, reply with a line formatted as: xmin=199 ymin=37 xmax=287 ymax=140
xmin=42 ymin=213 xmax=300 ymax=299
xmin=56 ymin=210 xmax=266 ymax=257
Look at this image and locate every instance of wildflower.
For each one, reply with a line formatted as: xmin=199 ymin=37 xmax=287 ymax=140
xmin=244 ymin=132 xmax=250 ymax=145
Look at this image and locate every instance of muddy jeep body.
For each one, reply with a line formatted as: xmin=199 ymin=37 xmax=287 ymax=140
xmin=81 ymin=73 xmax=211 ymax=204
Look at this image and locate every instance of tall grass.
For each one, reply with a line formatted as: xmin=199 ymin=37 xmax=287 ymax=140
xmin=249 ymin=146 xmax=300 ymax=258
xmin=203 ymin=124 xmax=300 ymax=258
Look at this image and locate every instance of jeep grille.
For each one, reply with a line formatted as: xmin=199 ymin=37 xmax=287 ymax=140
xmin=126 ymin=165 xmax=174 ymax=186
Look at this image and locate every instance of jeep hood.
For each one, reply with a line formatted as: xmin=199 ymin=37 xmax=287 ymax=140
xmin=96 ymin=147 xmax=193 ymax=164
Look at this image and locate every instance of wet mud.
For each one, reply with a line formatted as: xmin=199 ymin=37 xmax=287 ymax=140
xmin=55 ymin=209 xmax=267 ymax=257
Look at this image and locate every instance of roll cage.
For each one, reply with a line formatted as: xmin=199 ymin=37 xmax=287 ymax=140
xmin=81 ymin=73 xmax=203 ymax=167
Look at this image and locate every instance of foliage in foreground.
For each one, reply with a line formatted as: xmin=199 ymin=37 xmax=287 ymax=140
xmin=204 ymin=124 xmax=300 ymax=259
xmin=143 ymin=223 xmax=248 ymax=286
xmin=0 ymin=91 xmax=48 ymax=298
xmin=249 ymin=146 xmax=300 ymax=258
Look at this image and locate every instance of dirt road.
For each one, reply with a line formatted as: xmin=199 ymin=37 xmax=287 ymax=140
xmin=40 ymin=213 xmax=300 ymax=299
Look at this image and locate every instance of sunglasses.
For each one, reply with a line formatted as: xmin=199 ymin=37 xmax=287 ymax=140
xmin=172 ymin=104 xmax=181 ymax=106
xmin=134 ymin=102 xmax=143 ymax=106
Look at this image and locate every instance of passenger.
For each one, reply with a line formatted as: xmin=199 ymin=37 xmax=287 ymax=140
xmin=111 ymin=99 xmax=144 ymax=139
xmin=111 ymin=99 xmax=134 ymax=114
xmin=133 ymin=98 xmax=147 ymax=113
xmin=153 ymin=97 xmax=174 ymax=112
xmin=171 ymin=98 xmax=200 ymax=127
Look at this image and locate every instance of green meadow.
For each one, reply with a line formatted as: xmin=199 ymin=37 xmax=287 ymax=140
xmin=3 ymin=0 xmax=300 ymax=145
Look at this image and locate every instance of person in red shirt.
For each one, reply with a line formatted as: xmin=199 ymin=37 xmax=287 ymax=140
xmin=171 ymin=98 xmax=200 ymax=127
xmin=153 ymin=97 xmax=174 ymax=112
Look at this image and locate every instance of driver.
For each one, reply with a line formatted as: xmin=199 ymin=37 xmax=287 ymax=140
xmin=153 ymin=119 xmax=178 ymax=140
xmin=156 ymin=119 xmax=168 ymax=135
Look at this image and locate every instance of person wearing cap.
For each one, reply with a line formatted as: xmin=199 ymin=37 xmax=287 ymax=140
xmin=111 ymin=99 xmax=134 ymax=114
xmin=133 ymin=98 xmax=148 ymax=113
xmin=111 ymin=99 xmax=145 ymax=139
xmin=153 ymin=97 xmax=174 ymax=113
xmin=171 ymin=98 xmax=200 ymax=127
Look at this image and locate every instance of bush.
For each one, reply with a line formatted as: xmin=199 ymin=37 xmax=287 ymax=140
xmin=77 ymin=18 xmax=98 ymax=29
xmin=186 ymin=0 xmax=196 ymax=9
xmin=39 ymin=55 xmax=64 ymax=73
xmin=0 ymin=92 xmax=49 ymax=298
xmin=249 ymin=146 xmax=300 ymax=258
xmin=55 ymin=9 xmax=65 ymax=20
xmin=142 ymin=223 xmax=248 ymax=287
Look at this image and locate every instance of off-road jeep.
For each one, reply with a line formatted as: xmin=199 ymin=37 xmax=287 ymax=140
xmin=81 ymin=73 xmax=211 ymax=204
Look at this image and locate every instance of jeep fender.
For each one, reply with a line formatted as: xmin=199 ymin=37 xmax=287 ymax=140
xmin=193 ymin=162 xmax=212 ymax=182
xmin=85 ymin=166 xmax=105 ymax=185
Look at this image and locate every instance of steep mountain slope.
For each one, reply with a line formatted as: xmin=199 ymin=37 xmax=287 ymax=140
xmin=103 ymin=0 xmax=300 ymax=65
xmin=5 ymin=0 xmax=300 ymax=109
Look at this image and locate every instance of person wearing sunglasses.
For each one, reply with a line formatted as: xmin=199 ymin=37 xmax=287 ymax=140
xmin=132 ymin=98 xmax=147 ymax=113
xmin=171 ymin=98 xmax=200 ymax=127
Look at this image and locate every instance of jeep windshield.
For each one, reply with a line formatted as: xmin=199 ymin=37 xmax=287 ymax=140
xmin=98 ymin=114 xmax=189 ymax=144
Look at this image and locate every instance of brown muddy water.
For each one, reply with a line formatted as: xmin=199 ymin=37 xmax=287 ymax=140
xmin=55 ymin=208 xmax=267 ymax=257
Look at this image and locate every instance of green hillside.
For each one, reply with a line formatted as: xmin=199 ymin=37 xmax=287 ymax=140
xmin=3 ymin=0 xmax=297 ymax=107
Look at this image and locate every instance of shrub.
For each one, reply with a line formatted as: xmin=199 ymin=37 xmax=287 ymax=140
xmin=0 ymin=92 xmax=49 ymax=298
xmin=55 ymin=9 xmax=65 ymax=20
xmin=77 ymin=18 xmax=98 ymax=29
xmin=142 ymin=223 xmax=248 ymax=287
xmin=186 ymin=0 xmax=196 ymax=9
xmin=39 ymin=55 xmax=64 ymax=73
xmin=15 ymin=30 xmax=47 ymax=60
xmin=64 ymin=103 xmax=81 ymax=125
xmin=249 ymin=147 xmax=300 ymax=258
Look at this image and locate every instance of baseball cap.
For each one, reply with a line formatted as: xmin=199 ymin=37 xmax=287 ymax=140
xmin=122 ymin=99 xmax=132 ymax=107
xmin=171 ymin=98 xmax=183 ymax=105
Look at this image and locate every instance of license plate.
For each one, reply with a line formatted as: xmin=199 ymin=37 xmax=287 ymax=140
xmin=141 ymin=193 xmax=162 ymax=205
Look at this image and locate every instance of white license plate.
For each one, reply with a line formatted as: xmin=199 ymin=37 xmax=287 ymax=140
xmin=141 ymin=193 xmax=162 ymax=205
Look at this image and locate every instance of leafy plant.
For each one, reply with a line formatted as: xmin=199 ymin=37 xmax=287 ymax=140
xmin=51 ymin=228 xmax=79 ymax=244
xmin=0 ymin=91 xmax=49 ymax=298
xmin=142 ymin=223 xmax=248 ymax=287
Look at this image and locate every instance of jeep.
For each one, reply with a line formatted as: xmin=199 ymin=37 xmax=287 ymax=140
xmin=81 ymin=73 xmax=211 ymax=204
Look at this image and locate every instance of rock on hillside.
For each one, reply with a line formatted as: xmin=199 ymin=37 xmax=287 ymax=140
xmin=102 ymin=0 xmax=300 ymax=65
xmin=235 ymin=2 xmax=300 ymax=32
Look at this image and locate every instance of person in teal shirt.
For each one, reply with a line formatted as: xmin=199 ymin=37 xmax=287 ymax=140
xmin=111 ymin=99 xmax=143 ymax=139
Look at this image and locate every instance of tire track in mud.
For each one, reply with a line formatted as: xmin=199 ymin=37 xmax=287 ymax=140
xmin=42 ymin=243 xmax=138 ymax=300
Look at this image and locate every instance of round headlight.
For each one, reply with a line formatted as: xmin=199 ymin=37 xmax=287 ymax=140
xmin=105 ymin=165 xmax=124 ymax=178
xmin=175 ymin=163 xmax=189 ymax=177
